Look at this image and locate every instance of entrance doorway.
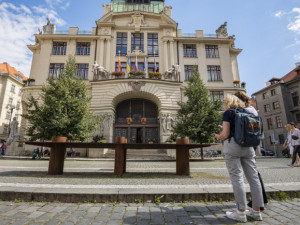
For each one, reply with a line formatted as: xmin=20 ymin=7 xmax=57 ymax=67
xmin=114 ymin=99 xmax=159 ymax=143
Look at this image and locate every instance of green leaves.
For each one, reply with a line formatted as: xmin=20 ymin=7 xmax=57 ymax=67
xmin=22 ymin=55 xmax=98 ymax=141
xmin=172 ymin=69 xmax=222 ymax=143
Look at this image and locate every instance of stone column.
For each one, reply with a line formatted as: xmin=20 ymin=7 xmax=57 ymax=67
xmin=164 ymin=41 xmax=168 ymax=71
xmin=106 ymin=39 xmax=111 ymax=71
xmin=99 ymin=38 xmax=105 ymax=66
xmin=170 ymin=40 xmax=174 ymax=66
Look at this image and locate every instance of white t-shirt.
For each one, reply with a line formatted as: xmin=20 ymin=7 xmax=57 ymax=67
xmin=245 ymin=106 xmax=258 ymax=116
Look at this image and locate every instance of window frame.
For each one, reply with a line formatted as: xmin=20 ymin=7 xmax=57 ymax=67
xmin=273 ymin=101 xmax=280 ymax=110
xmin=183 ymin=44 xmax=197 ymax=57
xmin=49 ymin=63 xmax=64 ymax=79
xmin=292 ymin=92 xmax=299 ymax=107
xmin=76 ymin=42 xmax=90 ymax=56
xmin=131 ymin=33 xmax=144 ymax=53
xmin=75 ymin=64 xmax=89 ymax=80
xmin=11 ymin=84 xmax=15 ymax=93
xmin=148 ymin=62 xmax=159 ymax=72
xmin=207 ymin=65 xmax=222 ymax=81
xmin=270 ymin=89 xmax=276 ymax=96
xmin=267 ymin=118 xmax=273 ymax=130
xmin=264 ymin=104 xmax=271 ymax=112
xmin=209 ymin=91 xmax=224 ymax=103
xmin=205 ymin=45 xmax=219 ymax=58
xmin=115 ymin=62 xmax=127 ymax=72
xmin=184 ymin=65 xmax=198 ymax=81
xmin=52 ymin=42 xmax=67 ymax=55
xmin=276 ymin=116 xmax=283 ymax=128
xmin=116 ymin=33 xmax=128 ymax=56
xmin=147 ymin=33 xmax=159 ymax=57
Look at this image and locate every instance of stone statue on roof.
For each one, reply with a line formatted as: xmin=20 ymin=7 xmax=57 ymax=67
xmin=43 ymin=17 xmax=56 ymax=34
xmin=216 ymin=22 xmax=228 ymax=38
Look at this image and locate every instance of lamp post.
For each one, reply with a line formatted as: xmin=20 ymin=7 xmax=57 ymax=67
xmin=6 ymin=105 xmax=15 ymax=138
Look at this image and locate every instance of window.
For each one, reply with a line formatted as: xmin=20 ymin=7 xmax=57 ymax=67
xmin=209 ymin=91 xmax=224 ymax=103
xmin=184 ymin=65 xmax=198 ymax=81
xmin=276 ymin=116 xmax=283 ymax=128
xmin=16 ymin=102 xmax=20 ymax=110
xmin=49 ymin=63 xmax=64 ymax=79
xmin=264 ymin=104 xmax=270 ymax=112
xmin=278 ymin=134 xmax=285 ymax=144
xmin=147 ymin=33 xmax=158 ymax=57
xmin=262 ymin=92 xmax=267 ymax=99
xmin=273 ymin=101 xmax=279 ymax=110
xmin=6 ymin=111 xmax=10 ymax=120
xmin=115 ymin=62 xmax=127 ymax=72
xmin=8 ymin=98 xmax=13 ymax=105
xmin=3 ymin=125 xmax=8 ymax=134
xmin=183 ymin=44 xmax=197 ymax=57
xmin=148 ymin=62 xmax=159 ymax=72
xmin=130 ymin=62 xmax=144 ymax=71
xmin=131 ymin=33 xmax=144 ymax=52
xmin=126 ymin=0 xmax=150 ymax=3
xmin=270 ymin=89 xmax=276 ymax=96
xmin=207 ymin=66 xmax=222 ymax=81
xmin=76 ymin=64 xmax=89 ymax=79
xmin=11 ymin=84 xmax=15 ymax=93
xmin=267 ymin=118 xmax=273 ymax=130
xmin=296 ymin=113 xmax=300 ymax=122
xmin=52 ymin=42 xmax=67 ymax=55
xmin=18 ymin=89 xmax=22 ymax=96
xmin=76 ymin=42 xmax=90 ymax=55
xmin=269 ymin=136 xmax=273 ymax=145
xmin=205 ymin=45 xmax=219 ymax=58
xmin=292 ymin=92 xmax=299 ymax=107
xmin=116 ymin=33 xmax=127 ymax=56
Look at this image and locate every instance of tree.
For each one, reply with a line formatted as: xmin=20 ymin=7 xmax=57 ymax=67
xmin=173 ymin=69 xmax=222 ymax=143
xmin=23 ymin=55 xmax=98 ymax=141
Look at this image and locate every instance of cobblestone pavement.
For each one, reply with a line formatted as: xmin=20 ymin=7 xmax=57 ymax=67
xmin=0 ymin=158 xmax=298 ymax=186
xmin=0 ymin=199 xmax=299 ymax=225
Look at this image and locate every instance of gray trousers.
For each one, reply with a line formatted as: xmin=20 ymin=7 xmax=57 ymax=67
xmin=224 ymin=139 xmax=264 ymax=210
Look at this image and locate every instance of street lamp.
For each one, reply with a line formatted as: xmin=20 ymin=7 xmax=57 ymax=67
xmin=6 ymin=105 xmax=15 ymax=138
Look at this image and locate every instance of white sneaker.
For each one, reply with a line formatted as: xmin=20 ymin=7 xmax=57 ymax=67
xmin=226 ymin=210 xmax=247 ymax=223
xmin=246 ymin=208 xmax=263 ymax=221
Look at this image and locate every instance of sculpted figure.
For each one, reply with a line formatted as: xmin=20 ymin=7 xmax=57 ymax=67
xmin=7 ymin=117 xmax=20 ymax=145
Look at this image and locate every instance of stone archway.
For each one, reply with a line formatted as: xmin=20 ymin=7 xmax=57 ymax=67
xmin=114 ymin=98 xmax=159 ymax=144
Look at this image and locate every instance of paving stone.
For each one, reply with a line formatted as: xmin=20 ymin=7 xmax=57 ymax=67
xmin=34 ymin=212 xmax=57 ymax=222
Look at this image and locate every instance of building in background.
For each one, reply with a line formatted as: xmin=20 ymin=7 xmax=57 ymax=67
xmin=23 ymin=0 xmax=244 ymax=156
xmin=0 ymin=63 xmax=27 ymax=141
xmin=252 ymin=63 xmax=300 ymax=153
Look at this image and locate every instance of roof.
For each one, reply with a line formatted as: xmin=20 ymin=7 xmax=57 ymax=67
xmin=252 ymin=65 xmax=300 ymax=96
xmin=0 ymin=62 xmax=28 ymax=82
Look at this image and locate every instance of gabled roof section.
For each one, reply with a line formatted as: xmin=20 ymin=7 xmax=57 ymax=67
xmin=0 ymin=62 xmax=27 ymax=81
xmin=252 ymin=65 xmax=300 ymax=95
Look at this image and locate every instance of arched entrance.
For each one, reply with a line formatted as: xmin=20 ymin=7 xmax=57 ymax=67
xmin=114 ymin=99 xmax=159 ymax=143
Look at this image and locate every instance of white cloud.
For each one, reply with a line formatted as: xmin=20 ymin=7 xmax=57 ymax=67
xmin=274 ymin=10 xmax=285 ymax=18
xmin=288 ymin=8 xmax=300 ymax=34
xmin=45 ymin=0 xmax=63 ymax=9
xmin=0 ymin=2 xmax=66 ymax=77
xmin=60 ymin=2 xmax=71 ymax=11
xmin=295 ymin=53 xmax=300 ymax=61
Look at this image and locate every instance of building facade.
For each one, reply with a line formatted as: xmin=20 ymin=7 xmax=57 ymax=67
xmin=253 ymin=63 xmax=300 ymax=153
xmin=22 ymin=0 xmax=244 ymax=154
xmin=0 ymin=63 xmax=27 ymax=141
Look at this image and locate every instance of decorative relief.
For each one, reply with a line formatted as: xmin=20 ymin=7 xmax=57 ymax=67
xmin=96 ymin=113 xmax=115 ymax=134
xmin=159 ymin=113 xmax=177 ymax=135
xmin=216 ymin=22 xmax=228 ymax=38
xmin=128 ymin=81 xmax=146 ymax=91
xmin=129 ymin=13 xmax=147 ymax=31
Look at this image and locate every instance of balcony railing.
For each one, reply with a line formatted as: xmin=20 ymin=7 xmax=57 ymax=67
xmin=111 ymin=2 xmax=164 ymax=13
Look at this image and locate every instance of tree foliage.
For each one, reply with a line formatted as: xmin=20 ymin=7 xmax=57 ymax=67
xmin=23 ymin=55 xmax=98 ymax=141
xmin=172 ymin=69 xmax=222 ymax=143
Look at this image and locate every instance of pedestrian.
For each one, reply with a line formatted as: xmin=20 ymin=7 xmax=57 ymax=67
xmin=214 ymin=94 xmax=264 ymax=223
xmin=234 ymin=91 xmax=268 ymax=210
xmin=0 ymin=141 xmax=7 ymax=158
xmin=283 ymin=124 xmax=293 ymax=158
xmin=288 ymin=122 xmax=300 ymax=167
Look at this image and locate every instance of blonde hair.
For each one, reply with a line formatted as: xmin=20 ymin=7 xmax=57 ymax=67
xmin=223 ymin=94 xmax=246 ymax=110
xmin=234 ymin=91 xmax=250 ymax=107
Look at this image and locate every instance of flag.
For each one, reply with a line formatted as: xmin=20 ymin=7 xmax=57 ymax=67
xmin=117 ymin=56 xmax=121 ymax=72
xmin=154 ymin=57 xmax=157 ymax=72
xmin=127 ymin=56 xmax=130 ymax=72
xmin=144 ymin=56 xmax=146 ymax=71
xmin=135 ymin=55 xmax=138 ymax=72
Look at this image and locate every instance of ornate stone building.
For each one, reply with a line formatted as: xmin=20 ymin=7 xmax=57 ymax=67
xmin=22 ymin=0 xmax=244 ymax=155
xmin=0 ymin=63 xmax=27 ymax=142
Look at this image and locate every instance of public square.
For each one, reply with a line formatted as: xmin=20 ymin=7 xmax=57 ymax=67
xmin=0 ymin=157 xmax=299 ymax=224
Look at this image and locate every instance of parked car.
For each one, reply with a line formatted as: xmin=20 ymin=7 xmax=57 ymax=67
xmin=260 ymin=147 xmax=274 ymax=156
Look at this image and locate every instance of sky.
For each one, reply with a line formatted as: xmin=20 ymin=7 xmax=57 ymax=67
xmin=0 ymin=0 xmax=299 ymax=95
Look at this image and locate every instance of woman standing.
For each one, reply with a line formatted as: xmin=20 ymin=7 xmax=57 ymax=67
xmin=214 ymin=95 xmax=264 ymax=223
